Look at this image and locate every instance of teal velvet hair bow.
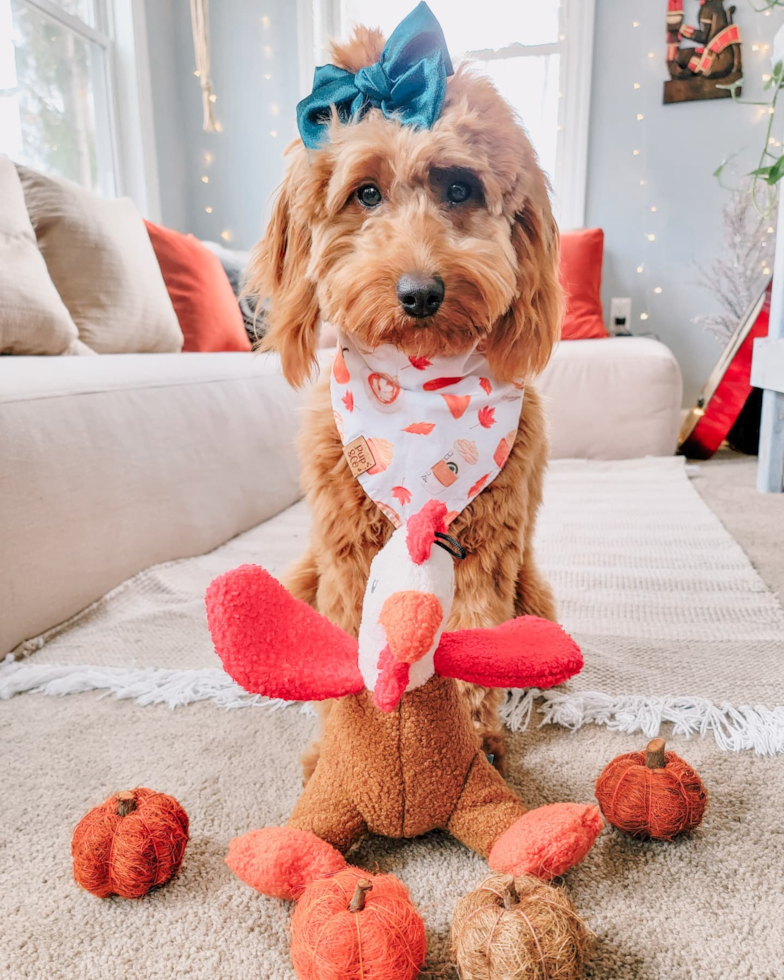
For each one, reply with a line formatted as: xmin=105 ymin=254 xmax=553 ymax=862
xmin=296 ymin=2 xmax=454 ymax=150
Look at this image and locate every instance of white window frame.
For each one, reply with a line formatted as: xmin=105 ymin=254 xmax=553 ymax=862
xmin=296 ymin=0 xmax=594 ymax=229
xmin=8 ymin=0 xmax=160 ymax=217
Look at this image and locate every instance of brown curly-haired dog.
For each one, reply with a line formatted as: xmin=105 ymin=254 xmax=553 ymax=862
xmin=247 ymin=26 xmax=562 ymax=780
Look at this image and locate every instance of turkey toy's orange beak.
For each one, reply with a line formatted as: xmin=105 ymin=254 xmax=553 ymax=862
xmin=373 ymin=591 xmax=443 ymax=712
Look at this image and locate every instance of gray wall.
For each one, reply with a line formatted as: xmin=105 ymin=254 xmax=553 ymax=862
xmin=144 ymin=0 xmax=299 ymax=250
xmin=586 ymin=1 xmax=784 ymax=403
xmin=144 ymin=0 xmax=189 ymax=232
xmin=146 ymin=0 xmax=784 ymax=404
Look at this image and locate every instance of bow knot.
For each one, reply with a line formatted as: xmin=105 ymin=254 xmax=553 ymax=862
xmin=355 ymin=61 xmax=393 ymax=102
xmin=297 ymin=2 xmax=453 ymax=150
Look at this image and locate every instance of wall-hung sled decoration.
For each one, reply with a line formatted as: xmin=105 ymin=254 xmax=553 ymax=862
xmin=664 ymin=0 xmax=742 ymax=104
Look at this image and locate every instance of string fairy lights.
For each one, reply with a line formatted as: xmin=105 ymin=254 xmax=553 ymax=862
xmin=629 ymin=3 xmax=776 ymax=328
xmin=628 ymin=5 xmax=664 ymax=326
xmin=629 ymin=2 xmax=781 ymax=336
xmin=196 ymin=11 xmax=281 ymax=245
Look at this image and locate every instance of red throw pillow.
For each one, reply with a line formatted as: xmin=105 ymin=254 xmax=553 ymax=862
xmin=559 ymin=228 xmax=608 ymax=340
xmin=144 ymin=221 xmax=251 ymax=352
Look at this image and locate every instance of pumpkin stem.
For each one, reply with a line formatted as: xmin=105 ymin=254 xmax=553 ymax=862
xmin=502 ymin=876 xmax=519 ymax=910
xmin=645 ymin=738 xmax=667 ymax=770
xmin=116 ymin=791 xmax=138 ymax=817
xmin=349 ymin=879 xmax=373 ymax=913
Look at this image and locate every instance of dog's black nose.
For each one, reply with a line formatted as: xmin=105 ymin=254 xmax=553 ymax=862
xmin=396 ymin=274 xmax=445 ymax=319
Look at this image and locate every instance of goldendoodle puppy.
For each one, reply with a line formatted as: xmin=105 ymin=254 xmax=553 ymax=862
xmin=247 ymin=19 xmax=562 ymax=780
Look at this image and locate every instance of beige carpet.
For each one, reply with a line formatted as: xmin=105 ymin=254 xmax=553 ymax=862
xmin=2 ymin=456 xmax=784 ymax=979
xmin=3 ymin=688 xmax=784 ymax=979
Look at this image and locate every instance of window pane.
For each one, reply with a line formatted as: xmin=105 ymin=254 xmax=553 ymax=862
xmin=45 ymin=0 xmax=95 ymax=27
xmin=478 ymin=54 xmax=560 ymax=183
xmin=341 ymin=0 xmax=560 ymax=53
xmin=1 ymin=0 xmax=114 ymax=195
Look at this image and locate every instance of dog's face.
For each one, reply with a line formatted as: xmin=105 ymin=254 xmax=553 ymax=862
xmin=250 ymin=27 xmax=563 ymax=387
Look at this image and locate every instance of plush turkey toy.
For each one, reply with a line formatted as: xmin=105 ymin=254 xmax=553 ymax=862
xmin=206 ymin=500 xmax=602 ymax=901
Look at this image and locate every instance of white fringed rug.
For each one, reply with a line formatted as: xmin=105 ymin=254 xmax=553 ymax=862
xmin=3 ymin=457 xmax=783 ymax=753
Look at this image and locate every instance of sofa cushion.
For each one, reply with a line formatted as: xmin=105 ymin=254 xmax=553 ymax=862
xmin=0 ymin=352 xmax=313 ymax=655
xmin=0 ymin=155 xmax=88 ymax=355
xmin=538 ymin=337 xmax=682 ymax=459
xmin=16 ymin=165 xmax=183 ymax=354
xmin=560 ymin=228 xmax=608 ymax=340
xmin=146 ymin=222 xmax=251 ymax=352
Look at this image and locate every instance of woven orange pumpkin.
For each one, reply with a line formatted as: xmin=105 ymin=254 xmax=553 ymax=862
xmin=72 ymin=788 xmax=189 ymax=898
xmin=290 ymin=866 xmax=426 ymax=980
xmin=595 ymin=738 xmax=707 ymax=841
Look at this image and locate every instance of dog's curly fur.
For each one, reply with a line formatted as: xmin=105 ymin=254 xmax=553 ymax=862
xmin=247 ymin=26 xmax=563 ymax=780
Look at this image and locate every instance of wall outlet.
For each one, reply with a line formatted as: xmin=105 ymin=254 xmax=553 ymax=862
xmin=609 ymin=297 xmax=632 ymax=335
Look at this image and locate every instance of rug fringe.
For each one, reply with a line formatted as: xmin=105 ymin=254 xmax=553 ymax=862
xmin=502 ymin=688 xmax=784 ymax=755
xmin=0 ymin=661 xmax=313 ymax=714
xmin=3 ymin=661 xmax=782 ymax=755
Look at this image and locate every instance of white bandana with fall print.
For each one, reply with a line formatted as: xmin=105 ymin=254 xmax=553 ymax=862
xmin=330 ymin=331 xmax=525 ymax=528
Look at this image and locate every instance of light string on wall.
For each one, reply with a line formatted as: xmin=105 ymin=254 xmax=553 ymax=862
xmin=194 ymin=10 xmax=279 ymax=245
xmin=630 ymin=2 xmax=778 ymax=334
xmin=628 ymin=5 xmax=660 ymax=332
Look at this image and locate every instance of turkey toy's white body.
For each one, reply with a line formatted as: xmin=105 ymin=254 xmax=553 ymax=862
xmin=357 ymin=525 xmax=455 ymax=694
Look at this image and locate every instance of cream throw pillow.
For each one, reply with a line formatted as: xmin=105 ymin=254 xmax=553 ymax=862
xmin=0 ymin=155 xmax=87 ymax=355
xmin=16 ymin=165 xmax=183 ymax=354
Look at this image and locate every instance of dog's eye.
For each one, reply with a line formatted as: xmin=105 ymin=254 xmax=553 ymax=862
xmin=446 ymin=181 xmax=471 ymax=205
xmin=357 ymin=184 xmax=382 ymax=208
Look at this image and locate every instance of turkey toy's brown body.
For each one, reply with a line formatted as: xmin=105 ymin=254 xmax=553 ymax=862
xmin=211 ymin=557 xmax=603 ymax=893
xmin=288 ymin=675 xmax=526 ymax=856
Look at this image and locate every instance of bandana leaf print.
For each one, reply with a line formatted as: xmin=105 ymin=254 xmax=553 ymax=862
xmin=330 ymin=331 xmax=525 ymax=527
xmin=474 ymin=406 xmax=496 ymax=429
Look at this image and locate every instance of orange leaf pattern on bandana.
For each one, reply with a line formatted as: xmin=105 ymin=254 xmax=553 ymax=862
xmin=406 ymin=355 xmax=432 ymax=371
xmin=333 ymin=346 xmax=350 ymax=384
xmin=423 ymin=376 xmax=462 ymax=391
xmin=330 ymin=331 xmax=524 ymax=525
xmin=468 ymin=473 xmax=490 ymax=497
xmin=442 ymin=393 xmax=471 ymax=419
xmin=391 ymin=485 xmax=412 ymax=505
xmin=474 ymin=406 xmax=496 ymax=429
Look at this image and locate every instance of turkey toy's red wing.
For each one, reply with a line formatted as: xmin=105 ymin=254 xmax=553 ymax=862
xmin=434 ymin=617 xmax=583 ymax=690
xmin=206 ymin=565 xmax=363 ymax=701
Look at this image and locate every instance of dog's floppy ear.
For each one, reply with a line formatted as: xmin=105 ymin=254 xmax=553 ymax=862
xmin=249 ymin=145 xmax=322 ymax=388
xmin=484 ymin=186 xmax=563 ymax=384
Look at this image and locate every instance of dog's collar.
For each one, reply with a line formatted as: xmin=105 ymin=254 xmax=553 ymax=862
xmin=330 ymin=331 xmax=525 ymax=528
xmin=297 ymin=2 xmax=453 ymax=150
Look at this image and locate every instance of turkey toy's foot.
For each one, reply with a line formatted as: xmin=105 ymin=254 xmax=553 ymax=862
xmin=226 ymin=826 xmax=346 ymax=900
xmin=488 ymin=803 xmax=603 ymax=881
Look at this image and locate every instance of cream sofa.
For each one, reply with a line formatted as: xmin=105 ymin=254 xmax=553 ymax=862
xmin=0 ymin=337 xmax=681 ymax=656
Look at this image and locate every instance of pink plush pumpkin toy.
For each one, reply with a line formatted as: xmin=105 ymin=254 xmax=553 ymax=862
xmin=206 ymin=501 xmax=602 ymax=907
